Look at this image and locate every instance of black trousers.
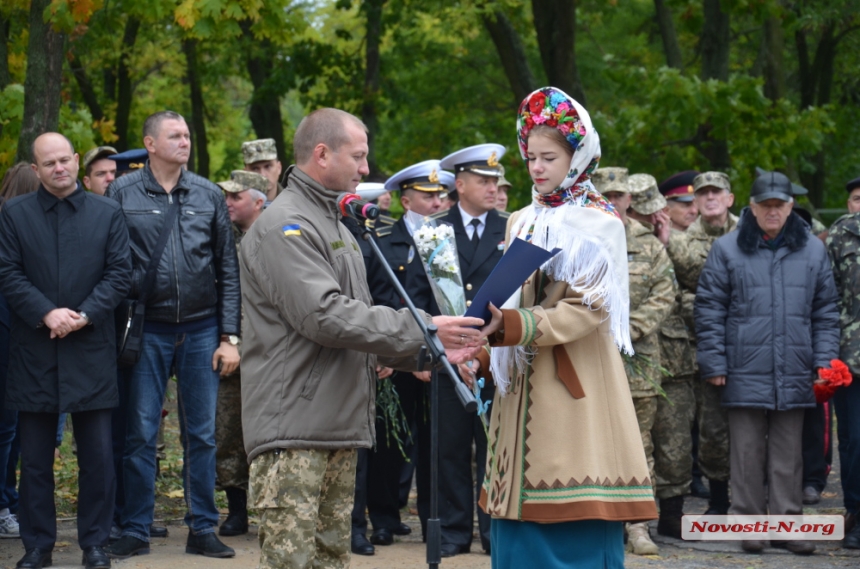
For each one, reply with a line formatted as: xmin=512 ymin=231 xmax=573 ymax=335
xmin=437 ymin=372 xmax=492 ymax=551
xmin=351 ymin=448 xmax=369 ymax=537
xmin=366 ymin=373 xmax=429 ymax=532
xmin=802 ymin=401 xmax=834 ymax=492
xmin=19 ymin=409 xmax=114 ymax=551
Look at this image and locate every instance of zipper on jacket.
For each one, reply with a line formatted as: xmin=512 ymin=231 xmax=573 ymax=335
xmin=168 ymin=193 xmax=181 ymax=323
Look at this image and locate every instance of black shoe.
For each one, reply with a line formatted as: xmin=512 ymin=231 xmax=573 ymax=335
xmin=186 ymin=532 xmax=235 ymax=558
xmin=108 ymin=525 xmax=122 ymax=542
xmin=105 ymin=536 xmax=149 ymax=560
xmin=440 ymin=543 xmax=470 ymax=557
xmin=351 ymin=534 xmax=375 ymax=556
xmin=657 ymin=495 xmax=684 ymax=539
xmin=15 ymin=548 xmax=52 ymax=569
xmin=704 ymin=479 xmax=730 ymax=515
xmin=392 ymin=522 xmax=412 ymax=536
xmin=690 ymin=476 xmax=710 ymax=499
xmin=81 ymin=546 xmax=111 ymax=568
xmin=844 ymin=522 xmax=860 ymax=549
xmin=370 ymin=528 xmax=393 ymax=546
xmin=149 ymin=525 xmax=169 ymax=538
xmin=802 ymin=486 xmax=821 ymax=505
xmin=220 ymin=488 xmax=249 ymax=536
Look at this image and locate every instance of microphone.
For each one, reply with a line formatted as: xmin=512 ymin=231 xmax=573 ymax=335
xmin=337 ymin=193 xmax=380 ymax=221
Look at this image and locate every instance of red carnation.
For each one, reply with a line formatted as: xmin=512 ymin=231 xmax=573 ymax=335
xmin=525 ymin=116 xmax=535 ymax=130
xmin=814 ymin=359 xmax=853 ymax=403
xmin=528 ymin=95 xmax=545 ymax=114
xmin=546 ymin=117 xmax=558 ymax=127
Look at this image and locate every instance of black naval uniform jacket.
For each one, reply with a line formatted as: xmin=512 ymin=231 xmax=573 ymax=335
xmin=442 ymin=206 xmax=508 ymax=310
xmin=376 ymin=217 xmax=440 ymax=315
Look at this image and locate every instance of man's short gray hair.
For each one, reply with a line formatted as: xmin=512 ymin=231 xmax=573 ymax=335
xmin=293 ymin=108 xmax=367 ymax=165
xmin=247 ymin=189 xmax=267 ymax=203
xmin=143 ymin=110 xmax=185 ymax=140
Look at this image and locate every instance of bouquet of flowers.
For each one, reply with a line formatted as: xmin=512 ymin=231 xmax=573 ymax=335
xmin=814 ymin=359 xmax=852 ymax=403
xmin=411 ymin=218 xmax=466 ymax=317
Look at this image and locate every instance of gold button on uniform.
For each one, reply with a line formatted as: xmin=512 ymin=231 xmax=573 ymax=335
xmin=398 ymin=266 xmax=404 ymax=271
xmin=466 ymin=284 xmax=473 ymax=291
xmin=466 ymin=300 xmax=472 ymax=307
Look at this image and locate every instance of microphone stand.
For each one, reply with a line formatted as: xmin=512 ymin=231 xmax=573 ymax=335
xmin=359 ymin=221 xmax=477 ymax=569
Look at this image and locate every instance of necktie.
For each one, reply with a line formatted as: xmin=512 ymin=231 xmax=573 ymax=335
xmin=469 ymin=218 xmax=481 ymax=252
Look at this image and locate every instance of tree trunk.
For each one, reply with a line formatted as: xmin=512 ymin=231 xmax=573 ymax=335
xmin=760 ymin=17 xmax=785 ymax=101
xmin=242 ymin=22 xmax=288 ymax=166
xmin=482 ymin=9 xmax=537 ymax=104
xmin=697 ymin=0 xmax=730 ymax=171
xmin=653 ymin=0 xmax=683 ymax=69
xmin=16 ymin=0 xmax=66 ymax=163
xmin=532 ymin=0 xmax=586 ymax=105
xmin=0 ymin=16 xmax=10 ymax=90
xmin=183 ymin=38 xmax=209 ymax=178
xmin=700 ymin=0 xmax=730 ymax=82
xmin=115 ymin=17 xmax=140 ymax=152
xmin=69 ymin=51 xmax=104 ymax=121
xmin=361 ymin=0 xmax=385 ymax=179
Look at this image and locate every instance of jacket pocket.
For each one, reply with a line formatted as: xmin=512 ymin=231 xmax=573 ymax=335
xmin=301 ymin=346 xmax=331 ymax=400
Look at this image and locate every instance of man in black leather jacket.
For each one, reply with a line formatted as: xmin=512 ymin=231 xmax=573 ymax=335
xmin=105 ymin=111 xmax=240 ymax=560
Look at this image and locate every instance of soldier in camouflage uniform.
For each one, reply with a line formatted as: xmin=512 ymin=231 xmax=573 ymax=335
xmin=213 ymin=170 xmax=267 ymax=536
xmin=628 ymin=175 xmax=698 ymax=538
xmin=666 ymin=171 xmax=738 ymax=515
xmin=243 ymin=138 xmax=283 ymax=203
xmin=825 ymin=176 xmax=860 ymax=549
xmin=595 ymin=168 xmax=675 ymax=555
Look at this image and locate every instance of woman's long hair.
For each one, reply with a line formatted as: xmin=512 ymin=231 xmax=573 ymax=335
xmin=0 ymin=163 xmax=40 ymax=210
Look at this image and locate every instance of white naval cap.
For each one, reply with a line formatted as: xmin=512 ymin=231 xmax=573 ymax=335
xmin=384 ymin=160 xmax=454 ymax=193
xmin=356 ymin=182 xmax=388 ymax=201
xmin=439 ymin=143 xmax=506 ymax=177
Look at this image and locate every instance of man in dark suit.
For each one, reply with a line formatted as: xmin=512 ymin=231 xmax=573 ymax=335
xmin=355 ymin=161 xmax=454 ymax=553
xmin=437 ymin=144 xmax=509 ymax=556
xmin=0 ymin=132 xmax=132 ymax=569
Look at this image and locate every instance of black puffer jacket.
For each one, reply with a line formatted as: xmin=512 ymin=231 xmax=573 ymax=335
xmin=695 ymin=209 xmax=839 ymax=410
xmin=108 ymin=165 xmax=240 ymax=334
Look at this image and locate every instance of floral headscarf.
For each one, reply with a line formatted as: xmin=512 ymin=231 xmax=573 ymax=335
xmin=516 ymin=87 xmax=614 ymax=214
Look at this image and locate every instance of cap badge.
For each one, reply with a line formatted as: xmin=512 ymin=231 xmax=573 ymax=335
xmin=609 ymin=172 xmax=616 ymax=181
xmin=428 ymin=169 xmax=439 ymax=184
xmin=487 ymin=152 xmax=499 ymax=167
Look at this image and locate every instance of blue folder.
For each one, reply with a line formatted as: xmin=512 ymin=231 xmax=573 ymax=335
xmin=464 ymin=238 xmax=561 ymax=322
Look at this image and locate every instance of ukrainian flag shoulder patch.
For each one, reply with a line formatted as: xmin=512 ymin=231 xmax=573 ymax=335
xmin=283 ymin=224 xmax=301 ymax=237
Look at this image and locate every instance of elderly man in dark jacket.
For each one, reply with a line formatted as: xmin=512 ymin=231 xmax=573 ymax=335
xmin=695 ymin=171 xmax=839 ymax=556
xmin=0 ymin=133 xmax=132 ymax=569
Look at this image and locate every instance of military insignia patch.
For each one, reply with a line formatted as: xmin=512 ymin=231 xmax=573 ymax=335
xmin=283 ymin=224 xmax=301 ymax=237
xmin=407 ymin=245 xmax=415 ymax=264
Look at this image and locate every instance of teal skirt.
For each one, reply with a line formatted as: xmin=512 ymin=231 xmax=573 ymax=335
xmin=491 ymin=518 xmax=624 ymax=569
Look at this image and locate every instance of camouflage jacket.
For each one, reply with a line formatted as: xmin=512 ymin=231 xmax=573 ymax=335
xmin=668 ymin=213 xmax=739 ymax=293
xmin=625 ymin=219 xmax=676 ymax=397
xmin=659 ymin=229 xmax=696 ymax=381
xmin=826 ymin=213 xmax=860 ymax=375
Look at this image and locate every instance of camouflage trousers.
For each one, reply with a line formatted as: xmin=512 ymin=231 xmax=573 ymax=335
xmin=249 ymin=448 xmax=357 ymax=569
xmin=632 ymin=396 xmax=658 ymax=491
xmin=694 ymin=378 xmax=730 ymax=482
xmin=215 ymin=373 xmax=248 ymax=490
xmin=653 ymin=379 xmax=695 ymax=499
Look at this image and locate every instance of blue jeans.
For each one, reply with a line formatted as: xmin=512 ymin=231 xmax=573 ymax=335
xmin=834 ymin=375 xmax=860 ymax=515
xmin=0 ymin=408 xmax=18 ymax=511
xmin=121 ymin=327 xmax=220 ymax=541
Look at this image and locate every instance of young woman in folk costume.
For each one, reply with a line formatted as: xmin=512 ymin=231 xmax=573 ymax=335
xmin=472 ymin=87 xmax=657 ymax=568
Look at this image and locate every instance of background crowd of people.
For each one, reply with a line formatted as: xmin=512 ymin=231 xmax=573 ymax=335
xmin=0 ymin=93 xmax=857 ymax=569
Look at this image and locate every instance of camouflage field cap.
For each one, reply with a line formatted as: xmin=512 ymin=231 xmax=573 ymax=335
xmin=230 ymin=170 xmax=268 ymax=192
xmin=693 ymin=171 xmax=731 ymax=193
xmin=629 ymin=173 xmax=667 ymax=216
xmin=216 ymin=180 xmax=243 ymax=194
xmin=81 ymin=146 xmax=117 ymax=171
xmin=592 ymin=167 xmax=629 ymax=195
xmin=242 ymin=138 xmax=278 ymax=165
xmin=498 ymin=165 xmax=511 ymax=189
